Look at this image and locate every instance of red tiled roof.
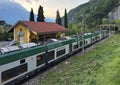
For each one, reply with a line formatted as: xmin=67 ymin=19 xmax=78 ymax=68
xmin=11 ymin=21 xmax=69 ymax=34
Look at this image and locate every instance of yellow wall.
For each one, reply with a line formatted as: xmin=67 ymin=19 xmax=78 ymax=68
xmin=14 ymin=23 xmax=30 ymax=44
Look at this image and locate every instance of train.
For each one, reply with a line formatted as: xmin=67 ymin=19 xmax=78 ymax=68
xmin=0 ymin=30 xmax=109 ymax=85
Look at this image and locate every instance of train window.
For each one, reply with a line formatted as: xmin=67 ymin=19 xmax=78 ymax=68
xmin=0 ymin=50 xmax=2 ymax=54
xmin=48 ymin=51 xmax=54 ymax=57
xmin=18 ymin=63 xmax=27 ymax=75
xmin=86 ymin=41 xmax=87 ymax=44
xmin=96 ymin=36 xmax=98 ymax=40
xmin=94 ymin=38 xmax=96 ymax=40
xmin=36 ymin=54 xmax=44 ymax=66
xmin=74 ymin=44 xmax=79 ymax=49
xmin=48 ymin=50 xmax=55 ymax=60
xmin=20 ymin=59 xmax=25 ymax=64
xmin=57 ymin=49 xmax=65 ymax=57
xmin=84 ymin=40 xmax=86 ymax=45
xmin=79 ymin=42 xmax=82 ymax=47
xmin=1 ymin=63 xmax=27 ymax=82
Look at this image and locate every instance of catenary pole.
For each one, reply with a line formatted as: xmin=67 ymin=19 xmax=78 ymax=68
xmin=82 ymin=18 xmax=85 ymax=54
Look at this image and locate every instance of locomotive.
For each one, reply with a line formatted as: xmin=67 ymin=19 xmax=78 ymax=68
xmin=0 ymin=30 xmax=109 ymax=85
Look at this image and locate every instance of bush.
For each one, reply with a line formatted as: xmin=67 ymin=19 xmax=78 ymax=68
xmin=0 ymin=33 xmax=13 ymax=41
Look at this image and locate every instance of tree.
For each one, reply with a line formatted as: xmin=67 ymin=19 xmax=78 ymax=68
xmin=102 ymin=18 xmax=110 ymax=24
xmin=0 ymin=20 xmax=5 ymax=25
xmin=29 ymin=8 xmax=35 ymax=21
xmin=56 ymin=10 xmax=61 ymax=25
xmin=115 ymin=19 xmax=120 ymax=24
xmin=37 ymin=5 xmax=45 ymax=22
xmin=115 ymin=19 xmax=120 ymax=27
xmin=64 ymin=9 xmax=68 ymax=28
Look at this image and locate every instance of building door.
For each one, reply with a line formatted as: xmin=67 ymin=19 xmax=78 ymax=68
xmin=18 ymin=28 xmax=24 ymax=44
xmin=20 ymin=36 xmax=24 ymax=44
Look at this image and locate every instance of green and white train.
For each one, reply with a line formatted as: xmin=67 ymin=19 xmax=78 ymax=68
xmin=0 ymin=30 xmax=109 ymax=85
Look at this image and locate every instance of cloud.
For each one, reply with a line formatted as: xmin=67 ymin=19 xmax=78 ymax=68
xmin=10 ymin=0 xmax=14 ymax=2
xmin=11 ymin=0 xmax=90 ymax=18
xmin=26 ymin=0 xmax=32 ymax=4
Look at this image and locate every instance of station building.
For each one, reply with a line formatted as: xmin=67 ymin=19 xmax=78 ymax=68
xmin=8 ymin=21 xmax=69 ymax=44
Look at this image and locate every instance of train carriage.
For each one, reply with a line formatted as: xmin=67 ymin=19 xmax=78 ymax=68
xmin=0 ymin=45 xmax=46 ymax=85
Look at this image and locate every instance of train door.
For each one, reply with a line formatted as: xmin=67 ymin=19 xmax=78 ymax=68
xmin=69 ymin=44 xmax=72 ymax=53
xmin=20 ymin=37 xmax=24 ymax=44
xmin=27 ymin=56 xmax=36 ymax=72
xmin=90 ymin=38 xmax=92 ymax=43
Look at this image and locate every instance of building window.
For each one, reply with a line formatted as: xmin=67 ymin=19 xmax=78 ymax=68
xmin=18 ymin=28 xmax=24 ymax=37
xmin=20 ymin=28 xmax=22 ymax=31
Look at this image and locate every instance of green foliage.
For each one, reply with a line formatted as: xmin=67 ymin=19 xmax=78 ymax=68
xmin=67 ymin=0 xmax=119 ymax=28
xmin=37 ymin=5 xmax=45 ymax=22
xmin=0 ymin=33 xmax=13 ymax=41
xmin=64 ymin=9 xmax=68 ymax=28
xmin=0 ymin=20 xmax=5 ymax=25
xmin=67 ymin=23 xmax=82 ymax=35
xmin=37 ymin=33 xmax=120 ymax=85
xmin=102 ymin=18 xmax=110 ymax=24
xmin=56 ymin=10 xmax=61 ymax=25
xmin=67 ymin=22 xmax=99 ymax=35
xmin=115 ymin=19 xmax=120 ymax=26
xmin=114 ymin=19 xmax=120 ymax=30
xmin=0 ymin=33 xmax=5 ymax=40
xmin=0 ymin=20 xmax=13 ymax=41
xmin=0 ymin=26 xmax=4 ymax=33
xmin=29 ymin=8 xmax=35 ymax=21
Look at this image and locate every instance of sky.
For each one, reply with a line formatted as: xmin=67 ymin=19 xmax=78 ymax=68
xmin=10 ymin=0 xmax=90 ymax=18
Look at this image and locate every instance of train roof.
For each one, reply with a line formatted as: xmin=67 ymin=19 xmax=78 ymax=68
xmin=0 ymin=30 xmax=108 ymax=65
xmin=0 ymin=38 xmax=75 ymax=65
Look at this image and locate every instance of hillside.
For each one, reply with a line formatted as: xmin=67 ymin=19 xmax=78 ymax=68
xmin=0 ymin=0 xmax=29 ymax=24
xmin=36 ymin=33 xmax=120 ymax=85
xmin=67 ymin=0 xmax=119 ymax=28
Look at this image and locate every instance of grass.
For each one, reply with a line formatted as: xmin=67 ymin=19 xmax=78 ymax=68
xmin=37 ymin=33 xmax=120 ymax=85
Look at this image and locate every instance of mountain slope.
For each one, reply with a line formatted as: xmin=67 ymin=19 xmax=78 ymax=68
xmin=0 ymin=0 xmax=55 ymax=24
xmin=67 ymin=0 xmax=119 ymax=28
xmin=0 ymin=0 xmax=29 ymax=24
